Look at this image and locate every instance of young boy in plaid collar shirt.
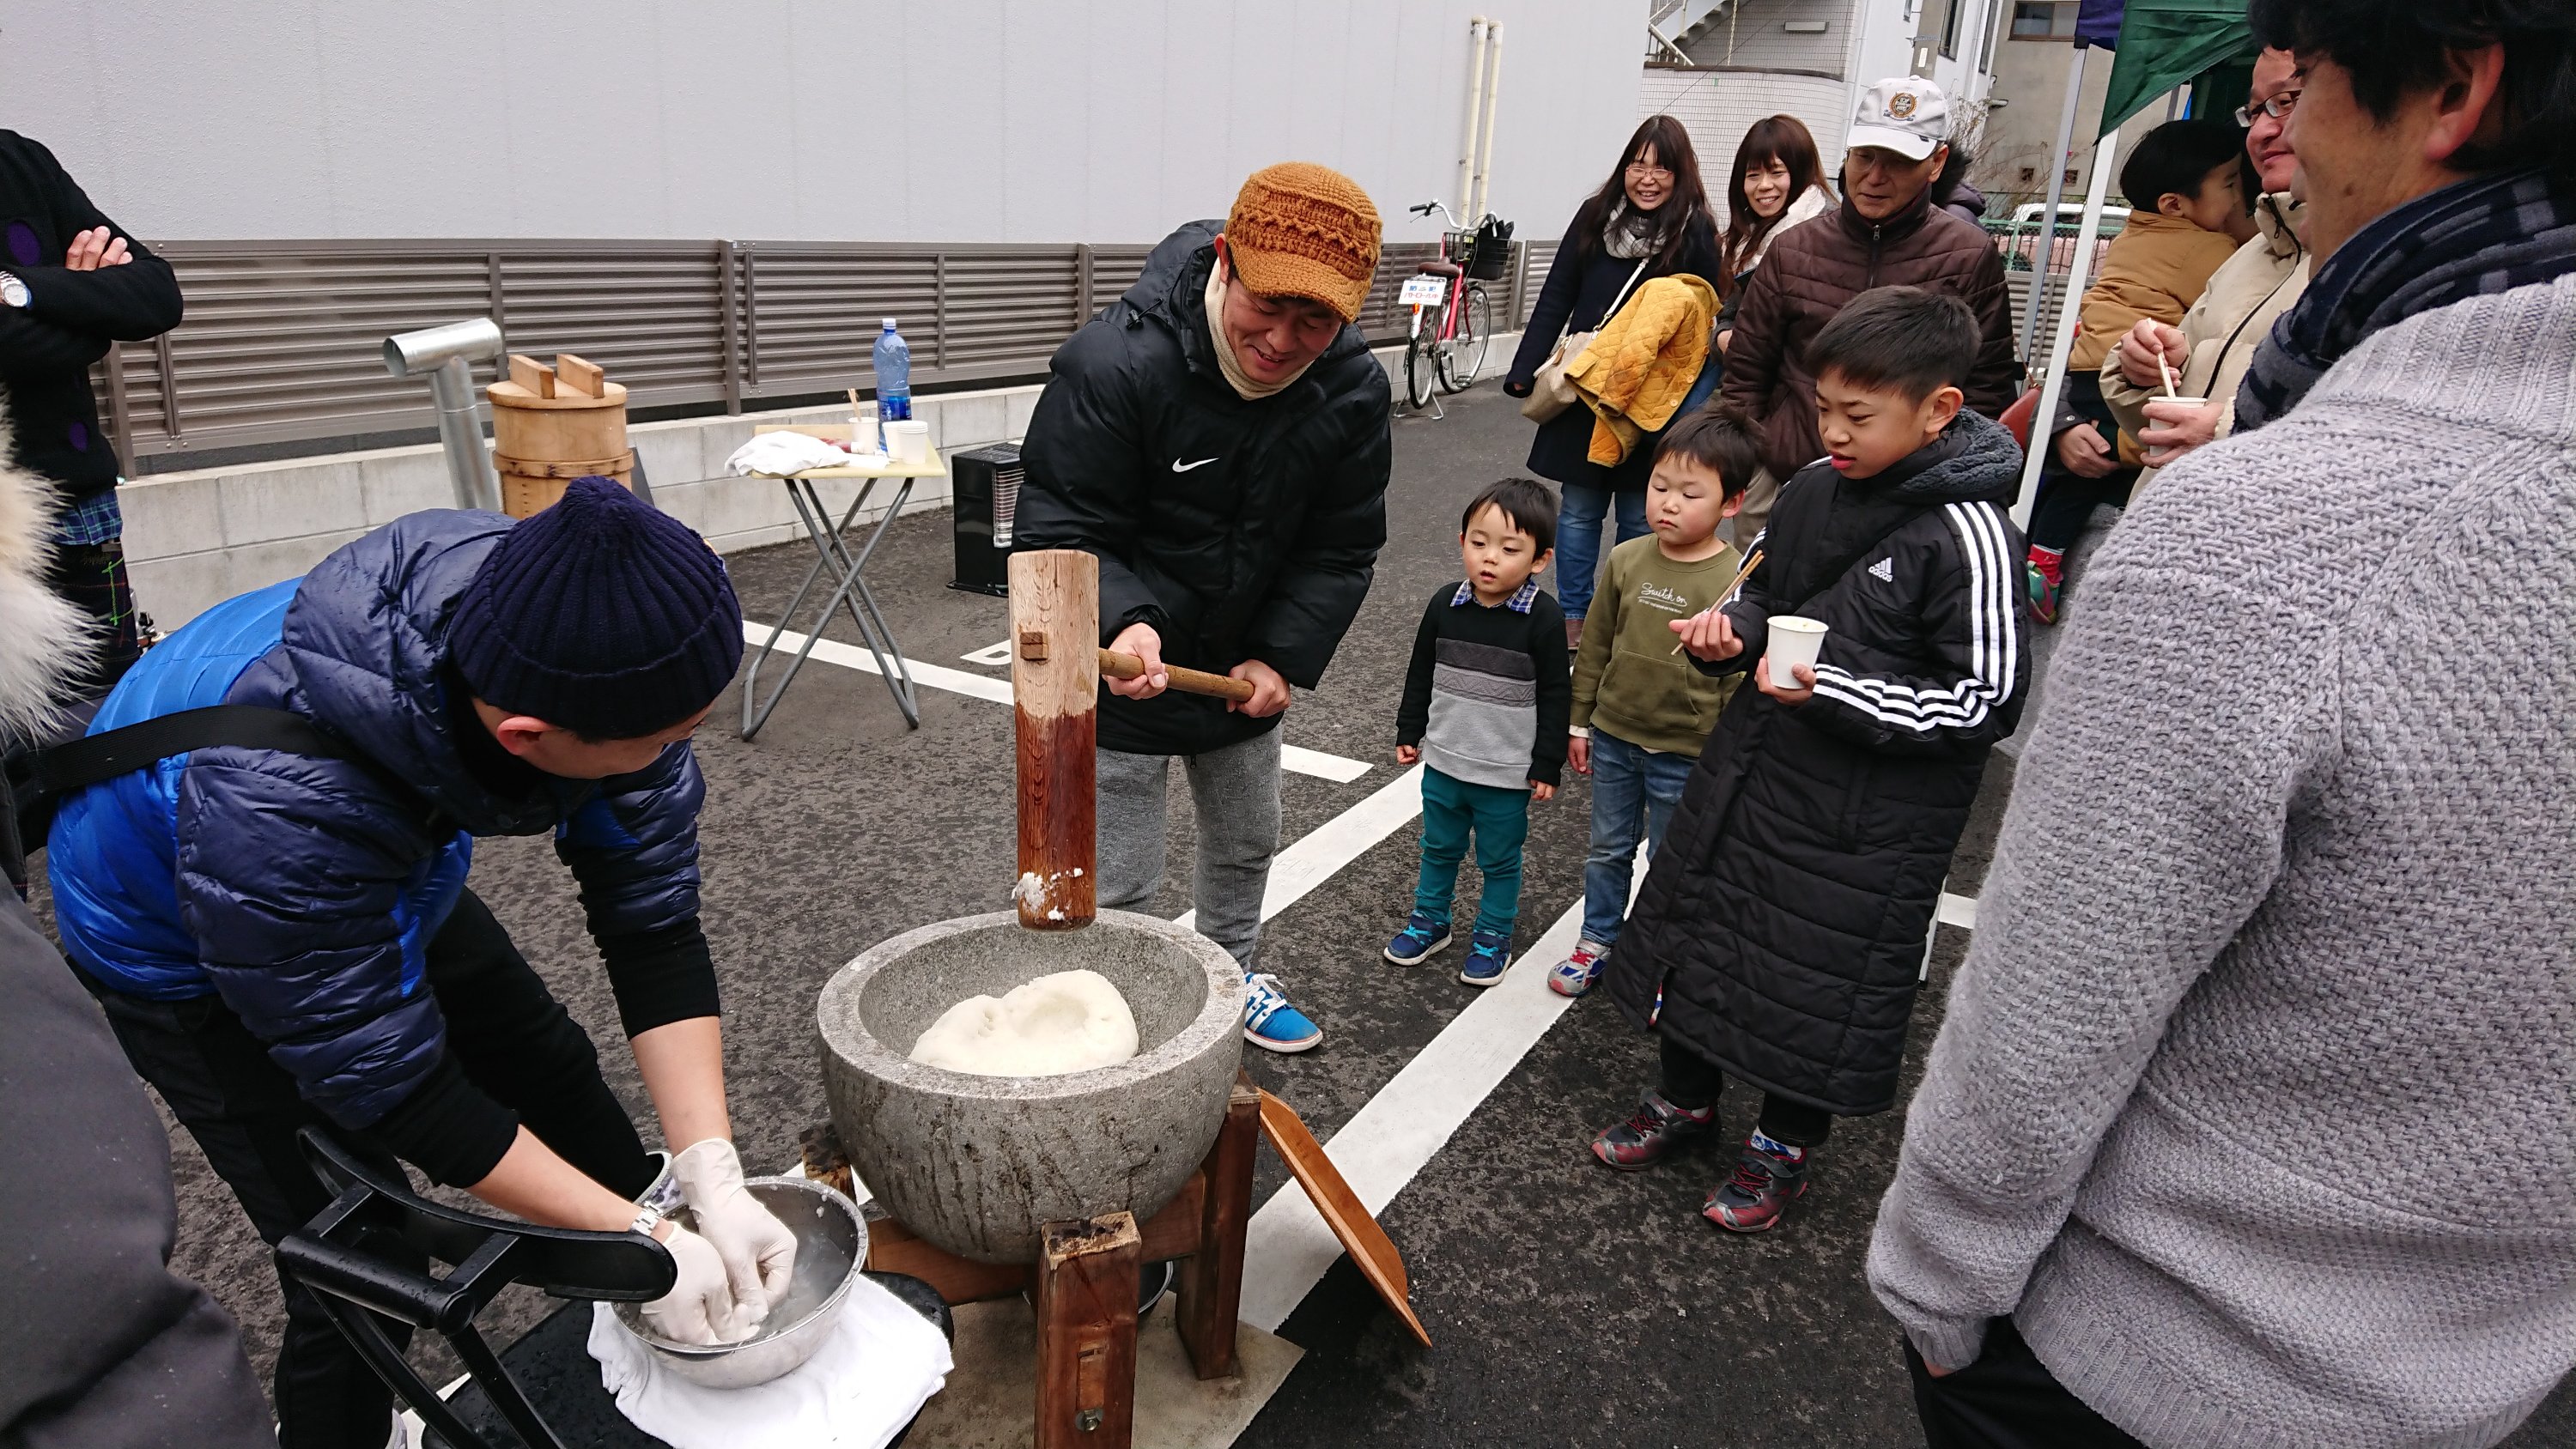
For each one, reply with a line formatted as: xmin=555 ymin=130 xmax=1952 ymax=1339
xmin=1387 ymin=479 xmax=1571 ymax=986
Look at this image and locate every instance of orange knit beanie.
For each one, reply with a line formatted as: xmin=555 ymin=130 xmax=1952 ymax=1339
xmin=1223 ymin=162 xmax=1382 ymax=324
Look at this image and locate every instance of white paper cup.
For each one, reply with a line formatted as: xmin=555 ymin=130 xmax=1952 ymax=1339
xmin=884 ymin=419 xmax=929 ymax=464
xmin=1767 ymin=615 xmax=1830 ymax=690
xmin=849 ymin=403 xmax=879 ymax=454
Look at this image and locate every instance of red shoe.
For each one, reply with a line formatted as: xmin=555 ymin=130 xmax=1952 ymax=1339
xmin=1701 ymin=1136 xmax=1809 ymax=1232
xmin=1589 ymin=1090 xmax=1713 ymax=1171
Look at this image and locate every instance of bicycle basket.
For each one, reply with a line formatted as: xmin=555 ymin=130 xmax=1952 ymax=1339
xmin=1468 ymin=217 xmax=1515 ymax=280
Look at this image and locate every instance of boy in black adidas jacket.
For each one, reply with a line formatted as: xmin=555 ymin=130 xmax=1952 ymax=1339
xmin=1595 ymin=288 xmax=2028 ymax=1234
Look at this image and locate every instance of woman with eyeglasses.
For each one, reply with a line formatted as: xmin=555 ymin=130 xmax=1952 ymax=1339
xmin=1504 ymin=114 xmax=1722 ymax=649
xmin=2098 ymin=48 xmax=2311 ymax=496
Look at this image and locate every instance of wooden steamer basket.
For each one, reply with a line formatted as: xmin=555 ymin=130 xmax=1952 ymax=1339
xmin=485 ymin=352 xmax=633 ymax=518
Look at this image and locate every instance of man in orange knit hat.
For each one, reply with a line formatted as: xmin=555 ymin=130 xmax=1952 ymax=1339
xmin=1018 ymin=162 xmax=1390 ymax=1053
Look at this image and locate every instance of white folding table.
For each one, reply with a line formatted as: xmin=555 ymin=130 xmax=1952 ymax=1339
xmin=738 ymin=423 xmax=947 ymax=737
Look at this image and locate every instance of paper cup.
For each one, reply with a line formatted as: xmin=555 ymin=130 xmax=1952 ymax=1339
xmin=884 ymin=420 xmax=929 ymax=464
xmin=1766 ymin=615 xmax=1830 ymax=690
xmin=849 ymin=403 xmax=879 ymax=454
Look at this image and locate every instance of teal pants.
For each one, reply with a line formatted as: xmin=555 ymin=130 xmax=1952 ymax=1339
xmin=1413 ymin=767 xmax=1530 ymax=939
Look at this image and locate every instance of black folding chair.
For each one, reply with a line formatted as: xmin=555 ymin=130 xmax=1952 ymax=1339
xmin=276 ymin=1127 xmax=676 ymax=1449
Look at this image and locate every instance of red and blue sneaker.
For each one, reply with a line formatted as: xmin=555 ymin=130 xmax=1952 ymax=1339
xmin=1589 ymin=1089 xmax=1714 ymax=1171
xmin=1702 ymin=1132 xmax=1810 ymax=1232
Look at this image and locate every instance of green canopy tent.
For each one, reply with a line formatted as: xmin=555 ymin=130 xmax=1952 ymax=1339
xmin=2099 ymin=0 xmax=2257 ymax=133
xmin=2012 ymin=0 xmax=2260 ymax=527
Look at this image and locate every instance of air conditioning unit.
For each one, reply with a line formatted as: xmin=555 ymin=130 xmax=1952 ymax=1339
xmin=949 ymin=444 xmax=1022 ymax=597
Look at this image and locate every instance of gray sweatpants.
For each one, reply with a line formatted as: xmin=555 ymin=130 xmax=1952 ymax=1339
xmin=1097 ymin=729 xmax=1281 ymax=969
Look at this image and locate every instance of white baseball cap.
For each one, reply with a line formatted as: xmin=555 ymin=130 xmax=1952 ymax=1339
xmin=1848 ymin=76 xmax=1952 ymax=162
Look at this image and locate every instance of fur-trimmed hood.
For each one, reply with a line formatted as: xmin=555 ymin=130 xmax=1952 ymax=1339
xmin=0 ymin=404 xmax=92 ymax=742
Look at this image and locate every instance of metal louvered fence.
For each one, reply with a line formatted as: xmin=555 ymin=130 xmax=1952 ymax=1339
xmin=96 ymin=236 xmax=1552 ymax=469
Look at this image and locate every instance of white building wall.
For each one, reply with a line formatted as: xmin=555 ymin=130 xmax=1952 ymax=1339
xmin=1677 ymin=0 xmax=1850 ymax=76
xmin=0 ymin=0 xmax=1638 ymax=246
xmin=1640 ymin=66 xmax=1853 ymax=180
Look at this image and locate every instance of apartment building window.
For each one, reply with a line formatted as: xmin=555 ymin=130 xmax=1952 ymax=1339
xmin=2012 ymin=2 xmax=2079 ymax=39
xmin=1939 ymin=0 xmax=1965 ymax=58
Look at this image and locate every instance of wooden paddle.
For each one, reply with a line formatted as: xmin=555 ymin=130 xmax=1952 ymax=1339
xmin=1097 ymin=648 xmax=1256 ymax=704
xmin=1255 ymin=1089 xmax=1432 ymax=1349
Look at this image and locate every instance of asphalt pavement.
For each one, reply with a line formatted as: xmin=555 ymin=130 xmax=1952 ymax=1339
xmin=49 ymin=373 xmax=2571 ymax=1446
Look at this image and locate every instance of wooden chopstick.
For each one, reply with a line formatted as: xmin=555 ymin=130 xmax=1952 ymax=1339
xmin=1669 ymin=548 xmax=1764 ymax=655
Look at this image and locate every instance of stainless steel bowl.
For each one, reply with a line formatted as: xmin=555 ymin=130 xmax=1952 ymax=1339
xmin=610 ymin=1176 xmax=868 ymax=1389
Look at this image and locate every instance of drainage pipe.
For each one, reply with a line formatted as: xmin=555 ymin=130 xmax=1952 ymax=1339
xmin=384 ymin=318 xmax=505 ymax=512
xmin=1469 ymin=21 xmax=1504 ymax=222
xmin=1459 ymin=17 xmax=1490 ymax=214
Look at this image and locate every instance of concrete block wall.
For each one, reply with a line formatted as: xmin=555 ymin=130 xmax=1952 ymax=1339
xmin=122 ymin=383 xmax=1042 ymax=630
xmin=122 ymin=337 xmax=1510 ymax=631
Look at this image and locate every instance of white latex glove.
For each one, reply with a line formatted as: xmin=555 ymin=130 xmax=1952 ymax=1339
xmin=641 ymin=1222 xmax=757 ymax=1346
xmin=672 ymin=1138 xmax=798 ymax=1324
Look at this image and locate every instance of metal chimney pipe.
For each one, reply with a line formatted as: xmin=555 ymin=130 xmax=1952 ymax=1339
xmin=1458 ymin=17 xmax=1491 ymax=214
xmin=383 ymin=318 xmax=506 ymax=512
xmin=1470 ymin=21 xmax=1505 ymax=222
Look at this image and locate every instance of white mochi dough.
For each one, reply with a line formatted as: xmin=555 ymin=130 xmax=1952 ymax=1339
xmin=908 ymin=969 xmax=1140 ymax=1077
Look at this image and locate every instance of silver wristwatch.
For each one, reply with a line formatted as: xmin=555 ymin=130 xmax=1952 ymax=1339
xmin=0 ymin=272 xmax=27 ymax=310
xmin=629 ymin=1203 xmax=664 ymax=1238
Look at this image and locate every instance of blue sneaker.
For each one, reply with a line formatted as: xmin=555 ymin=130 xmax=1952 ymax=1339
xmin=1459 ymin=930 xmax=1512 ymax=987
xmin=1382 ymin=912 xmax=1454 ymax=967
xmin=1242 ymin=973 xmax=1322 ymax=1053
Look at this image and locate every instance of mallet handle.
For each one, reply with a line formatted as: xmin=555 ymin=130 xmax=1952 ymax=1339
xmin=1097 ymin=649 xmax=1256 ymax=704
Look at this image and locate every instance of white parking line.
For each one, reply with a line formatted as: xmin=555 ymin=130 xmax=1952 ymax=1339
xmin=1237 ymin=856 xmax=1626 ymax=1333
xmin=1175 ymin=766 xmax=1425 ymax=933
xmin=741 ymin=622 xmax=1373 ymax=784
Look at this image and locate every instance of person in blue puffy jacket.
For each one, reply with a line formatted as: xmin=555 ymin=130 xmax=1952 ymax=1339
xmin=47 ymin=477 xmax=794 ymax=1448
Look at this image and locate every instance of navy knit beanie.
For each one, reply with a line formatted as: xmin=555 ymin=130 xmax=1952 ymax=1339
xmin=447 ymin=477 xmax=743 ymax=738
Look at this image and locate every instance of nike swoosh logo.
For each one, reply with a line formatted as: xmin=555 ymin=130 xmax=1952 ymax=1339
xmin=1170 ymin=457 xmax=1220 ymax=472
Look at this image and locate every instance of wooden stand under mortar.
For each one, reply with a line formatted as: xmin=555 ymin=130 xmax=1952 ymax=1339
xmin=485 ymin=352 xmax=632 ymax=518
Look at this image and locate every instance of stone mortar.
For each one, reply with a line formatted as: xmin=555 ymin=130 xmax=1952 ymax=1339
xmin=817 ymin=910 xmax=1245 ymax=1263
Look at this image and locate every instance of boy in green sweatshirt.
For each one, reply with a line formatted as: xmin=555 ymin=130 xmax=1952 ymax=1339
xmin=1549 ymin=409 xmax=1759 ymax=997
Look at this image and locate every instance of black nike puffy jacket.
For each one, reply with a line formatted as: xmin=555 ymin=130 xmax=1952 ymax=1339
xmin=1016 ymin=221 xmax=1392 ymax=756
xmin=1606 ymin=411 xmax=2029 ymax=1115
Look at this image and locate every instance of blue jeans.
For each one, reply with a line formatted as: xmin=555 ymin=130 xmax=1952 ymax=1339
xmin=1555 ymin=485 xmax=1649 ymax=621
xmin=1414 ymin=767 xmax=1530 ymax=939
xmin=1583 ymin=730 xmax=1694 ymax=946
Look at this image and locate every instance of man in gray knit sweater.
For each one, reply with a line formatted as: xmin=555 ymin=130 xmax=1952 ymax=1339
xmin=1868 ymin=4 xmax=2576 ymax=1446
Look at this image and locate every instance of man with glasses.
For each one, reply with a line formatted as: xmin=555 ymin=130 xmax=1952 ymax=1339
xmin=1869 ymin=0 xmax=2576 ymax=1442
xmin=2098 ymin=48 xmax=2309 ymax=485
xmin=1716 ymin=76 xmax=2020 ymax=541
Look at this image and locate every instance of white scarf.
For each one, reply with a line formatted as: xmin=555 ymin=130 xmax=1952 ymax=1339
xmin=1731 ymin=185 xmax=1833 ymax=278
xmin=1205 ymin=263 xmax=1309 ymax=400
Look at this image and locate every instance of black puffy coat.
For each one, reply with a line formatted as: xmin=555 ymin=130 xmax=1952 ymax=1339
xmin=1606 ymin=411 xmax=2028 ymax=1115
xmin=1504 ymin=208 xmax=1722 ymax=492
xmin=1017 ymin=221 xmax=1391 ymax=757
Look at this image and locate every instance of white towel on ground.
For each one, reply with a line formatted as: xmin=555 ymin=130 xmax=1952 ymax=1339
xmin=587 ymin=1275 xmax=952 ymax=1449
xmin=726 ymin=432 xmax=852 ymax=477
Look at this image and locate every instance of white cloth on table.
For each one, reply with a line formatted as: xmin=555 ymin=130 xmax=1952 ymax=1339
xmin=586 ymin=1274 xmax=952 ymax=1449
xmin=725 ymin=432 xmax=854 ymax=477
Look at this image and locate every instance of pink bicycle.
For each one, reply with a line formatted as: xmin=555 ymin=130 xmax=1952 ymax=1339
xmin=1400 ymin=199 xmax=1497 ymax=412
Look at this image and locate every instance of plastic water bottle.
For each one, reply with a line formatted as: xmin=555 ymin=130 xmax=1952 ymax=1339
xmin=872 ymin=318 xmax=912 ymax=422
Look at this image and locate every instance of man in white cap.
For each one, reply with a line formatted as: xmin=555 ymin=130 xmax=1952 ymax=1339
xmin=1718 ymin=76 xmax=2020 ymax=541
